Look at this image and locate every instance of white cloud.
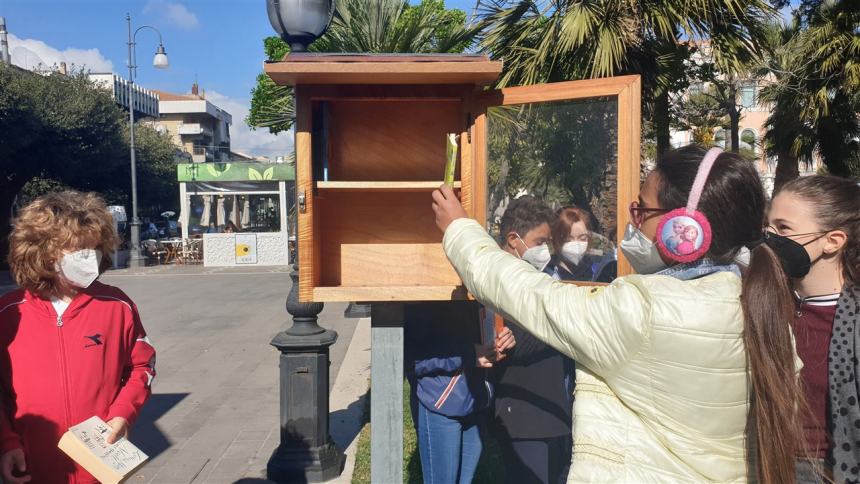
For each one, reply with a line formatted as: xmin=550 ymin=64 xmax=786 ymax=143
xmin=7 ymin=33 xmax=113 ymax=72
xmin=144 ymin=1 xmax=200 ymax=29
xmin=205 ymin=91 xmax=294 ymax=158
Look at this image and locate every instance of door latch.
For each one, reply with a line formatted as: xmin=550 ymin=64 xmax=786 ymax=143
xmin=298 ymin=190 xmax=307 ymax=213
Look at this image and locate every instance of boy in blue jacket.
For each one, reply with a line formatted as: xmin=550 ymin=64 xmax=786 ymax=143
xmin=405 ymin=301 xmax=514 ymax=484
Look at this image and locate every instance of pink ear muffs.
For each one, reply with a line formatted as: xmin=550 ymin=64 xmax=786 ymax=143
xmin=654 ymin=148 xmax=721 ymax=264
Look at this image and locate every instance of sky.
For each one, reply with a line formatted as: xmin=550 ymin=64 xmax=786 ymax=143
xmin=2 ymin=0 xmax=793 ymax=156
xmin=1 ymin=0 xmax=477 ymax=157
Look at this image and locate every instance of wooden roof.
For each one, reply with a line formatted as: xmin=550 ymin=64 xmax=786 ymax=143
xmin=264 ymin=53 xmax=502 ymax=86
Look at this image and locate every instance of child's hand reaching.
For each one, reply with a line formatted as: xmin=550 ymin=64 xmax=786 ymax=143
xmin=432 ymin=184 xmax=468 ymax=233
xmin=475 ymin=344 xmax=496 ymax=369
xmin=494 ymin=327 xmax=516 ymax=362
xmin=1 ymin=448 xmax=30 ymax=484
xmin=106 ymin=416 xmax=129 ymax=444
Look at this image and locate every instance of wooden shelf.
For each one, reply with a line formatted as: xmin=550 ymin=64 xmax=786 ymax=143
xmin=316 ymin=181 xmax=461 ymax=192
xmin=313 ymin=285 xmax=469 ymax=302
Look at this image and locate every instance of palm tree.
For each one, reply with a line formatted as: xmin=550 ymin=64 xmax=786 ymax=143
xmin=248 ymin=0 xmax=478 ymax=133
xmin=760 ymin=0 xmax=860 ymax=188
xmin=477 ymin=0 xmax=776 ymax=156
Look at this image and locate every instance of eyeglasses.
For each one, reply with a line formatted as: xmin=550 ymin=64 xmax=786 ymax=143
xmin=764 ymin=227 xmax=829 ymax=246
xmin=629 ymin=201 xmax=670 ymax=228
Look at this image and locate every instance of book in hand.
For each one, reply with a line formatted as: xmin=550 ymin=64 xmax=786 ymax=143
xmin=444 ymin=133 xmax=458 ymax=187
xmin=57 ymin=416 xmax=148 ymax=484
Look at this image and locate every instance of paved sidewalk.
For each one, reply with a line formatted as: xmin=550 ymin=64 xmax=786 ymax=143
xmin=0 ymin=265 xmax=370 ymax=483
xmin=95 ymin=266 xmax=355 ymax=483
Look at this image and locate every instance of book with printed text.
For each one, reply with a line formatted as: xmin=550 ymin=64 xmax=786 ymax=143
xmin=57 ymin=416 xmax=148 ymax=484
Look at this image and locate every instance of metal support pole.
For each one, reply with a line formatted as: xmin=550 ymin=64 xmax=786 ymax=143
xmin=127 ymin=14 xmax=143 ymax=268
xmin=370 ymin=303 xmax=404 ymax=483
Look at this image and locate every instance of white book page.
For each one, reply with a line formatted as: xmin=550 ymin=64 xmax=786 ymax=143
xmin=69 ymin=416 xmax=148 ymax=474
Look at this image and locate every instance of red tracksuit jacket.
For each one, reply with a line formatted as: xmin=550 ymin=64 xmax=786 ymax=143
xmin=0 ymin=282 xmax=156 ymax=484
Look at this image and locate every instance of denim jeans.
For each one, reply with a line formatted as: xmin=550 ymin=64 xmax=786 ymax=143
xmin=415 ymin=401 xmax=482 ymax=484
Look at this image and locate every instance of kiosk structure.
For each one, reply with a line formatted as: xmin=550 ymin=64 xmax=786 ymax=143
xmin=265 ymin=53 xmax=641 ymax=481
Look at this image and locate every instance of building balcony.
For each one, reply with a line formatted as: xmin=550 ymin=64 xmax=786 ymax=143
xmin=189 ymin=145 xmax=231 ymax=163
xmin=191 ymin=145 xmax=212 ymax=163
xmin=179 ymin=123 xmax=214 ymax=138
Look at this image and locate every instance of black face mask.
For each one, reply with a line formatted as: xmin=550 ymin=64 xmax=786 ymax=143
xmin=763 ymin=231 xmax=826 ymax=278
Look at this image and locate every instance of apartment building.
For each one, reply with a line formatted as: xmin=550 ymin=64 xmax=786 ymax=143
xmin=153 ymin=83 xmax=232 ymax=163
xmin=669 ymin=41 xmax=821 ymax=194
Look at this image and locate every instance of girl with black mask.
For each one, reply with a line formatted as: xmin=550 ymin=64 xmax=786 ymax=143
xmin=767 ymin=176 xmax=860 ymax=483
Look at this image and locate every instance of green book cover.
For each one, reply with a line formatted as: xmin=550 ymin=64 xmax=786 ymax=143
xmin=444 ymin=133 xmax=458 ymax=186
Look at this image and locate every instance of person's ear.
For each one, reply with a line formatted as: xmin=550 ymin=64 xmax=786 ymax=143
xmin=823 ymin=229 xmax=848 ymax=256
xmin=506 ymin=232 xmax=521 ymax=254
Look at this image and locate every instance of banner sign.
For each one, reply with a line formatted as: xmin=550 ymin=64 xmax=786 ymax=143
xmin=177 ymin=162 xmax=295 ymax=182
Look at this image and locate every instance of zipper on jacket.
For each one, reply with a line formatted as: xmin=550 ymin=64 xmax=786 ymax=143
xmin=55 ymin=315 xmax=73 ymax=436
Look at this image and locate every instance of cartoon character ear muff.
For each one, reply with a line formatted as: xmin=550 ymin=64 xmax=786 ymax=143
xmin=654 ymin=147 xmax=721 ymax=263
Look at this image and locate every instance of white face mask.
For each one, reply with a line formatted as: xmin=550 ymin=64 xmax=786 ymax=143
xmin=561 ymin=241 xmax=588 ymax=266
xmin=619 ymin=224 xmax=667 ymax=275
xmin=59 ymin=249 xmax=102 ymax=288
xmin=516 ymin=235 xmax=552 ymax=272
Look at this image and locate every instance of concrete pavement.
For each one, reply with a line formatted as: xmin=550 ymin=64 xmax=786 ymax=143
xmin=96 ymin=265 xmax=359 ymax=483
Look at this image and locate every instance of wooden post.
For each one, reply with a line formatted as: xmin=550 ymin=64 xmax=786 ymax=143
xmin=370 ymin=303 xmax=404 ymax=483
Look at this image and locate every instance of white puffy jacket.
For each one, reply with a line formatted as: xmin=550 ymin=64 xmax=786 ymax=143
xmin=444 ymin=218 xmax=754 ymax=482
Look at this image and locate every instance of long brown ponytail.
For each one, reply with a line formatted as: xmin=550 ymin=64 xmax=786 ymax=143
xmin=656 ymin=146 xmax=804 ymax=483
xmin=742 ymin=243 xmax=804 ymax=483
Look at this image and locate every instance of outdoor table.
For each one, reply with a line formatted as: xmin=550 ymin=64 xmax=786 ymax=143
xmin=161 ymin=239 xmax=184 ymax=264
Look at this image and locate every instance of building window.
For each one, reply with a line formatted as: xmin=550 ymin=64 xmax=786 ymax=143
xmin=740 ymin=83 xmax=756 ymax=109
xmin=714 ymin=129 xmax=727 ymax=149
xmin=741 ymin=128 xmax=757 ymax=154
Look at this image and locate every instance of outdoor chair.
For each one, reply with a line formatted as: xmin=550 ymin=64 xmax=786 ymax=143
xmin=142 ymin=239 xmax=166 ymax=265
xmin=181 ymin=238 xmax=203 ymax=264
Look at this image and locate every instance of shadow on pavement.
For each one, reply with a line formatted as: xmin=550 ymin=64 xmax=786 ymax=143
xmin=330 ymin=388 xmax=369 ymax=453
xmin=133 ymin=392 xmax=190 ymax=459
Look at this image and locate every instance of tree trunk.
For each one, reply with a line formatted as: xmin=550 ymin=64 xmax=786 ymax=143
xmin=654 ymin=90 xmax=671 ymax=156
xmin=729 ymin=104 xmax=740 ymax=153
xmin=488 ymin=145 xmax=512 ymax=225
xmin=772 ymin=150 xmax=800 ymax=195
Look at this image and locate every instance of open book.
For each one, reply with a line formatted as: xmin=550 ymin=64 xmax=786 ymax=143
xmin=57 ymin=416 xmax=148 ymax=484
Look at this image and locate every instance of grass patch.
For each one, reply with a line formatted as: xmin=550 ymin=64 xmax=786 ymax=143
xmin=351 ymin=380 xmax=505 ymax=483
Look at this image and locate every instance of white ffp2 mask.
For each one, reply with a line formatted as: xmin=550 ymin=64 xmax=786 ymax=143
xmin=561 ymin=241 xmax=588 ymax=266
xmin=59 ymin=249 xmax=102 ymax=288
xmin=517 ymin=235 xmax=552 ymax=272
xmin=619 ymin=224 xmax=667 ymax=275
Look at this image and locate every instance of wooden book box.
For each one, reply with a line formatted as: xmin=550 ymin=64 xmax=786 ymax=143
xmin=265 ymin=54 xmax=640 ymax=303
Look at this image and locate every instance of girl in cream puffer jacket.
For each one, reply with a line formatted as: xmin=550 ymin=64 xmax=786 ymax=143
xmin=432 ymin=146 xmax=805 ymax=483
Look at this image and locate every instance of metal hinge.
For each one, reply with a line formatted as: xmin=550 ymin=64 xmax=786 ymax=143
xmin=466 ymin=113 xmax=473 ymax=143
xmin=298 ymin=190 xmax=306 ymax=213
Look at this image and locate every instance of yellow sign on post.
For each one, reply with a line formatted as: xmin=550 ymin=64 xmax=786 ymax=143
xmin=235 ymin=233 xmax=258 ymax=264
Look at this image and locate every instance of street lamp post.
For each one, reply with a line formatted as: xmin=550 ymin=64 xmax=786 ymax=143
xmin=126 ymin=13 xmax=169 ymax=268
xmin=263 ymin=1 xmax=343 ymax=481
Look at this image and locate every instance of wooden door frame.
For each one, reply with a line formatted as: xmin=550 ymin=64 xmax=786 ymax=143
xmin=472 ymin=75 xmax=641 ymax=277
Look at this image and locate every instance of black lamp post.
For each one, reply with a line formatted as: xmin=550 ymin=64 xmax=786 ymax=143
xmin=266 ymin=0 xmax=334 ymax=52
xmin=265 ymin=3 xmax=340 ymax=480
xmin=267 ymin=268 xmax=342 ymax=482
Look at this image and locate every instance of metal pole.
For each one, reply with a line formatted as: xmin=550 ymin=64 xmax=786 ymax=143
xmin=0 ymin=17 xmax=11 ymax=65
xmin=127 ymin=14 xmax=143 ymax=268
